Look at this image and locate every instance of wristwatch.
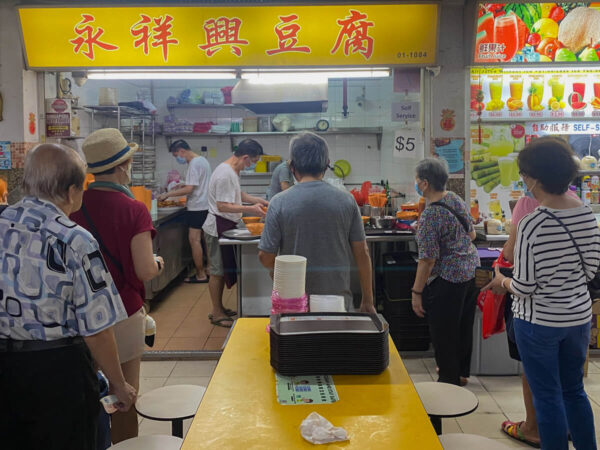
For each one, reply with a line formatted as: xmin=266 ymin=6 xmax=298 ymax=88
xmin=155 ymin=257 xmax=162 ymax=271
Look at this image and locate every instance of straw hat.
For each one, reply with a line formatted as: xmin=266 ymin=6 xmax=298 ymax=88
xmin=82 ymin=128 xmax=138 ymax=174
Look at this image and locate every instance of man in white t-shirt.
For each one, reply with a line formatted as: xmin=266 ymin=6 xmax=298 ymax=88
xmin=204 ymin=139 xmax=268 ymax=327
xmin=159 ymin=140 xmax=211 ymax=283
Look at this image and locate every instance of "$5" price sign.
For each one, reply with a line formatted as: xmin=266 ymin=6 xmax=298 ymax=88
xmin=393 ymin=129 xmax=422 ymax=160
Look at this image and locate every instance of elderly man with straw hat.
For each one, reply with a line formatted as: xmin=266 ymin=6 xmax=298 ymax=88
xmin=71 ymin=128 xmax=164 ymax=443
xmin=0 ymin=143 xmax=137 ymax=450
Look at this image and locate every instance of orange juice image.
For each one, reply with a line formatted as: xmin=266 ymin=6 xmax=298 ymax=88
xmin=510 ymin=80 xmax=523 ymax=100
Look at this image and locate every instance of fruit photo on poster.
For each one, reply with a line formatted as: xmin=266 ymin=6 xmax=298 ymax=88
xmin=475 ymin=2 xmax=600 ymax=63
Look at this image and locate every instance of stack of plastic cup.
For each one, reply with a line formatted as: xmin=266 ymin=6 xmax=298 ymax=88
xmin=273 ymin=255 xmax=307 ymax=299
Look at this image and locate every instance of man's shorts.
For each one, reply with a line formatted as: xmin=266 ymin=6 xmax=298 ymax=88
xmin=186 ymin=210 xmax=208 ymax=230
xmin=205 ymin=233 xmax=224 ymax=276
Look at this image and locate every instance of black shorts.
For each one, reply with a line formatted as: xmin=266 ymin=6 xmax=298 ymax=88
xmin=187 ymin=210 xmax=208 ymax=229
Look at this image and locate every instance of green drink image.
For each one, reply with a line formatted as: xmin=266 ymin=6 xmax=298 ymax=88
xmin=509 ymin=153 xmax=520 ymax=182
xmin=498 ymin=157 xmax=513 ymax=187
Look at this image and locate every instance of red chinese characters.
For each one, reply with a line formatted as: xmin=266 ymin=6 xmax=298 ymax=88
xmin=198 ymin=17 xmax=249 ymax=57
xmin=331 ymin=10 xmax=374 ymax=60
xmin=266 ymin=14 xmax=311 ymax=55
xmin=131 ymin=14 xmax=179 ymax=62
xmin=70 ymin=14 xmax=119 ymax=60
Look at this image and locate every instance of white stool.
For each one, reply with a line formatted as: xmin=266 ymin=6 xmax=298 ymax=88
xmin=439 ymin=433 xmax=510 ymax=449
xmin=414 ymin=381 xmax=478 ymax=435
xmin=108 ymin=435 xmax=183 ymax=449
xmin=135 ymin=385 xmax=206 ymax=438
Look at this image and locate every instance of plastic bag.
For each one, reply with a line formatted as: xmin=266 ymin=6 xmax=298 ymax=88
xmin=479 ymin=249 xmax=513 ymax=339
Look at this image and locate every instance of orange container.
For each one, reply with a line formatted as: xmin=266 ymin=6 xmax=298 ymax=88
xmin=246 ymin=223 xmax=264 ymax=236
xmin=242 ymin=217 xmax=261 ymax=225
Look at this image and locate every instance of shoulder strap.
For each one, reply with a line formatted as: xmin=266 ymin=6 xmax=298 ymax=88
xmin=430 ymin=201 xmax=470 ymax=233
xmin=80 ymin=203 xmax=125 ymax=275
xmin=539 ymin=208 xmax=589 ymax=282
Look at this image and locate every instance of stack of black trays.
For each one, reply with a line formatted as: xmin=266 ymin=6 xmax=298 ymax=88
xmin=381 ymin=252 xmax=430 ymax=351
xmin=270 ymin=313 xmax=389 ymax=376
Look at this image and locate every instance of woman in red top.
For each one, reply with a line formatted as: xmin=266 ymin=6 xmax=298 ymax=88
xmin=71 ymin=128 xmax=164 ymax=443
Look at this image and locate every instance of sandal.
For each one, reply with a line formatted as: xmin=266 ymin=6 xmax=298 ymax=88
xmin=208 ymin=315 xmax=233 ymax=328
xmin=185 ymin=275 xmax=209 ymax=284
xmin=224 ymin=308 xmax=237 ymax=317
xmin=501 ymin=420 xmax=541 ymax=448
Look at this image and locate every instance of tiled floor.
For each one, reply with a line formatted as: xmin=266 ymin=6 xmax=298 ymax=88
xmin=144 ymin=282 xmax=237 ymax=352
xmin=136 ymin=357 xmax=600 ymax=447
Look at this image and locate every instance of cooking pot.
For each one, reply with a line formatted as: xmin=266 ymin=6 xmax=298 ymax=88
xmin=370 ymin=216 xmax=396 ymax=229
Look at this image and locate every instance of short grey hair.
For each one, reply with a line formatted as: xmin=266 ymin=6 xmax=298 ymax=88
xmin=415 ymin=157 xmax=449 ymax=192
xmin=289 ymin=131 xmax=329 ymax=176
xmin=23 ymin=144 xmax=86 ymax=204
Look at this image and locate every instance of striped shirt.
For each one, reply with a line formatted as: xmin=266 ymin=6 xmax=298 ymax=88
xmin=511 ymin=205 xmax=600 ymax=327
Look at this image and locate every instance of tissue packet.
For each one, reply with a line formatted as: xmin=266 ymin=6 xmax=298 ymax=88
xmin=300 ymin=412 xmax=348 ymax=445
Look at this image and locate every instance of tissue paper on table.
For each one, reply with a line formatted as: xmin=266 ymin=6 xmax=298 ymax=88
xmin=300 ymin=412 xmax=348 ymax=445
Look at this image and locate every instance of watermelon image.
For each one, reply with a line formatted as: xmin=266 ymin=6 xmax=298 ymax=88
xmin=503 ymin=3 xmax=541 ymax=30
xmin=477 ymin=12 xmax=494 ymax=38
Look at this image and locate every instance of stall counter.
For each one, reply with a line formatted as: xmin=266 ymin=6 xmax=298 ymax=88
xmin=182 ymin=318 xmax=442 ymax=449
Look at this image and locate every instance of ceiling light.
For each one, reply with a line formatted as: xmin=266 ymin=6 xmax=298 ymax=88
xmin=241 ymin=68 xmax=390 ymax=84
xmin=87 ymin=70 xmax=237 ymax=80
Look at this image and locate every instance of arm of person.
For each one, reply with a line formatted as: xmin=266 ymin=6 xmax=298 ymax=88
xmin=131 ymin=231 xmax=163 ymax=281
xmin=84 ymin=328 xmax=137 ymax=412
xmin=469 ymin=229 xmax=477 ymax=241
xmin=241 ymin=191 xmax=269 ymax=206
xmin=258 ymin=251 xmax=276 ymax=279
xmin=350 ymin=240 xmax=375 ymax=313
xmin=502 ymin=223 xmax=518 ymax=263
xmin=217 ymin=201 xmax=265 ymax=217
xmin=411 ymin=258 xmax=436 ymax=318
xmin=158 ymin=185 xmax=194 ymax=201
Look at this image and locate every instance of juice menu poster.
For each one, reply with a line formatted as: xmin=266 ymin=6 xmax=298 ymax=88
xmin=474 ymin=3 xmax=600 ymax=64
xmin=470 ymin=68 xmax=600 ymax=121
xmin=470 ymin=124 xmax=526 ymax=220
xmin=275 ymin=374 xmax=339 ymax=405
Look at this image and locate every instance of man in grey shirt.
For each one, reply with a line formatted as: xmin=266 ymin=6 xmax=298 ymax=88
xmin=267 ymin=160 xmax=293 ymax=199
xmin=258 ymin=132 xmax=375 ymax=312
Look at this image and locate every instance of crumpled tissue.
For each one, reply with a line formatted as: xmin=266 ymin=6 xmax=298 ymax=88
xmin=300 ymin=412 xmax=349 ymax=445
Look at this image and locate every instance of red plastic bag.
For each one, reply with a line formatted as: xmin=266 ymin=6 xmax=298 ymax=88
xmin=479 ymin=250 xmax=513 ymax=339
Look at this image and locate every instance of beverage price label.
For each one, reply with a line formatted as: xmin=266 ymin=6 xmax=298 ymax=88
xmin=393 ymin=129 xmax=423 ymax=160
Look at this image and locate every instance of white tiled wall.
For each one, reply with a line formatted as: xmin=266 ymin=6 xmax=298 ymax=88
xmin=70 ymin=75 xmax=421 ymax=197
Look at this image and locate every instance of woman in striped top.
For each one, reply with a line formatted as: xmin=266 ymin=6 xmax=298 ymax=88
xmin=484 ymin=137 xmax=600 ymax=450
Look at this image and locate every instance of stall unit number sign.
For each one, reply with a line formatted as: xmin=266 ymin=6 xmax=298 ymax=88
xmin=394 ymin=129 xmax=423 ymax=160
xmin=18 ymin=4 xmax=438 ymax=68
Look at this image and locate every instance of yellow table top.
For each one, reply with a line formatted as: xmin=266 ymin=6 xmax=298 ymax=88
xmin=182 ymin=318 xmax=442 ymax=449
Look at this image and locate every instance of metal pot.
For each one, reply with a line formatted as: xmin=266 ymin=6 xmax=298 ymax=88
xmin=370 ymin=206 xmax=383 ymax=217
xmin=360 ymin=204 xmax=371 ymax=216
xmin=370 ymin=216 xmax=396 ymax=229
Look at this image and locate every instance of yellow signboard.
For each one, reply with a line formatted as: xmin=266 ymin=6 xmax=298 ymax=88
xmin=18 ymin=4 xmax=438 ymax=69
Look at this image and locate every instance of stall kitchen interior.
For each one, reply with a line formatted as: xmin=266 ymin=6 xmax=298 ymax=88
xmin=2 ymin=1 xmax=600 ymax=449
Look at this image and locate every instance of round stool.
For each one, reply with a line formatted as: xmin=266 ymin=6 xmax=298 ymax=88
xmin=108 ymin=435 xmax=183 ymax=449
xmin=414 ymin=381 xmax=478 ymax=435
xmin=439 ymin=433 xmax=510 ymax=449
xmin=135 ymin=385 xmax=206 ymax=438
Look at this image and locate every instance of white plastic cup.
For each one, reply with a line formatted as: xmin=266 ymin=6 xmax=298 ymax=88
xmin=309 ymin=295 xmax=346 ymax=312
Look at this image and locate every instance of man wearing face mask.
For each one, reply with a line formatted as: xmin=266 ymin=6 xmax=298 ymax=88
xmin=159 ymin=140 xmax=211 ymax=283
xmin=71 ymin=129 xmax=164 ymax=443
xmin=258 ymin=132 xmax=375 ymax=313
xmin=203 ymin=139 xmax=268 ymax=327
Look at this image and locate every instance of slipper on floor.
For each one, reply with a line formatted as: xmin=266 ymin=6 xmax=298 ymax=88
xmin=208 ymin=315 xmax=233 ymax=328
xmin=185 ymin=275 xmax=209 ymax=284
xmin=224 ymin=308 xmax=237 ymax=317
xmin=501 ymin=420 xmax=540 ymax=448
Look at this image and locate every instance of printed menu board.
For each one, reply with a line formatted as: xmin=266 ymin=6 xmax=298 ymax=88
xmin=470 ymin=68 xmax=600 ymax=121
xmin=474 ymin=2 xmax=600 ymax=64
xmin=470 ymin=123 xmax=526 ymax=220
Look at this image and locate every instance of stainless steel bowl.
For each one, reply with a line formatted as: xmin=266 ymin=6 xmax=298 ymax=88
xmin=370 ymin=216 xmax=396 ymax=229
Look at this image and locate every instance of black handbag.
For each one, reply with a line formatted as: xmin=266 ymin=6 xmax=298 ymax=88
xmin=539 ymin=209 xmax=600 ymax=299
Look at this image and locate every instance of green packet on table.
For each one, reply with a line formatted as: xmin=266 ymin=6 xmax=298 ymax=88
xmin=275 ymin=374 xmax=339 ymax=405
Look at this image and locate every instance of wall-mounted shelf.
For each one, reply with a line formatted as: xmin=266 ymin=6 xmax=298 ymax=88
xmin=163 ymin=127 xmax=383 ymax=150
xmin=578 ymin=170 xmax=600 ymax=176
xmin=167 ymin=103 xmax=246 ymax=110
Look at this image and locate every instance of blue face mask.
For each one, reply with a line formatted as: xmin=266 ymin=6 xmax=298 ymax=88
xmin=415 ymin=181 xmax=424 ymax=197
xmin=176 ymin=156 xmax=187 ymax=165
xmin=247 ymin=163 xmax=257 ymax=171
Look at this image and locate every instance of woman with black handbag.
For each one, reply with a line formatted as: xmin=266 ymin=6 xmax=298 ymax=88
xmin=411 ymin=158 xmax=480 ymax=387
xmin=484 ymin=137 xmax=600 ymax=450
